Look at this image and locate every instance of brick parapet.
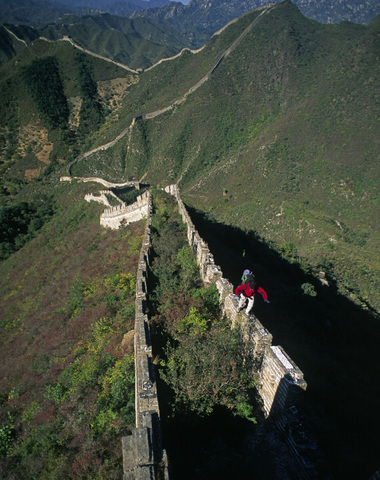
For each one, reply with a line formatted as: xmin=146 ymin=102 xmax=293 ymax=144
xmin=259 ymin=346 xmax=307 ymax=418
xmin=100 ymin=191 xmax=150 ymax=230
xmin=164 ymin=185 xmax=222 ymax=285
xmin=163 ymin=184 xmax=307 ymax=420
xmin=122 ymin=192 xmax=169 ymax=480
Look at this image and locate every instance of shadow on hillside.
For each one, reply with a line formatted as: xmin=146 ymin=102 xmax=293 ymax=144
xmin=111 ymin=185 xmax=149 ymax=203
xmin=185 ymin=205 xmax=380 ymax=480
xmin=160 ymin=405 xmax=304 ymax=480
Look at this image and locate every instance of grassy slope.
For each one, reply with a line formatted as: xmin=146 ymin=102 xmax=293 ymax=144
xmin=0 ymin=179 xmax=143 ymax=479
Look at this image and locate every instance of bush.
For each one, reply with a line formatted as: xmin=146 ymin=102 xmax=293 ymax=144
xmin=301 ymin=282 xmax=317 ymax=296
xmin=0 ymin=412 xmax=14 ymax=457
xmin=160 ymin=326 xmax=256 ymax=418
xmin=0 ymin=199 xmax=56 ymax=261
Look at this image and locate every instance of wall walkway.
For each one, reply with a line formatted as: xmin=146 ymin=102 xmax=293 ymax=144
xmin=119 ymin=192 xmax=169 ymax=480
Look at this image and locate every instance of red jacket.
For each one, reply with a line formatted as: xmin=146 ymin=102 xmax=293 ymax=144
xmin=235 ymin=282 xmax=268 ymax=302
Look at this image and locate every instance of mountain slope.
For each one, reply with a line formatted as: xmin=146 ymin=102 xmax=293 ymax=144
xmin=0 ymin=13 xmax=187 ymax=70
xmin=62 ymin=6 xmax=380 ymax=476
xmin=0 ymin=37 xmax=138 ymax=195
xmin=36 ymin=13 xmax=187 ymax=69
xmin=71 ymin=1 xmax=379 ymax=313
xmin=0 ymin=180 xmax=142 ymax=479
xmin=0 ymin=3 xmax=379 ymax=478
xmin=130 ymin=0 xmax=380 ymax=47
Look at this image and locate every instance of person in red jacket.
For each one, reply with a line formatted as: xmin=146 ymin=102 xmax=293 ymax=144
xmin=235 ymin=275 xmax=270 ymax=315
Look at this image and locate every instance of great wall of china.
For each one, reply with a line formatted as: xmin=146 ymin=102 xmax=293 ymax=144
xmin=82 ymin=180 xmax=310 ymax=479
xmin=60 ymin=5 xmax=314 ymax=477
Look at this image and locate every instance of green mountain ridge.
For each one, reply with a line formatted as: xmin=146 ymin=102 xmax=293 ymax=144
xmin=0 ymin=13 xmax=187 ymax=69
xmin=36 ymin=13 xmax=188 ymax=68
xmin=68 ymin=2 xmax=379 ymax=312
xmin=1 ymin=3 xmax=378 ymax=312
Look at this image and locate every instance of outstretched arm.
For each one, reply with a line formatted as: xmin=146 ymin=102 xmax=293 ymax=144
xmin=257 ymin=286 xmax=270 ymax=303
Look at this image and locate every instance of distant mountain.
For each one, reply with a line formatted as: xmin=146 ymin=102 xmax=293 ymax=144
xmin=55 ymin=0 xmax=170 ymax=8
xmin=293 ymin=0 xmax=380 ymax=24
xmin=0 ymin=0 xmax=74 ymax=25
xmin=52 ymin=0 xmax=173 ymax=19
xmin=130 ymin=0 xmax=269 ymax=47
xmin=130 ymin=0 xmax=380 ymax=47
xmin=1 ymin=0 xmax=378 ymax=62
xmin=0 ymin=0 xmax=172 ymax=26
xmin=0 ymin=12 xmax=187 ymax=69
xmin=2 ymin=0 xmax=378 ymax=32
xmin=36 ymin=13 xmax=187 ymax=69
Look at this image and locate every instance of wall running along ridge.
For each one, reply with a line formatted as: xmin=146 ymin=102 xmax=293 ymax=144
xmin=164 ymin=185 xmax=307 ymax=418
xmin=100 ymin=191 xmax=150 ymax=230
xmin=89 ymin=183 xmax=308 ymax=479
xmin=121 ymin=192 xmax=170 ymax=480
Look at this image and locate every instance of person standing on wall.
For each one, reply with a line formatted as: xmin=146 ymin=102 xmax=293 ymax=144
xmin=235 ymin=273 xmax=270 ymax=315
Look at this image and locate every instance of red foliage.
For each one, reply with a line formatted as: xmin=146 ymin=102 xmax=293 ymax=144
xmin=70 ymin=451 xmax=102 ymax=479
xmin=0 ymin=201 xmax=144 ymax=479
xmin=33 ymin=405 xmax=55 ymax=426
xmin=153 ymin=291 xmax=203 ymax=336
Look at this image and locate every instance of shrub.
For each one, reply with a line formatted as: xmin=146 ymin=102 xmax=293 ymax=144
xmin=301 ymin=282 xmax=317 ymax=296
xmin=0 ymin=412 xmax=14 ymax=457
xmin=160 ymin=326 xmax=256 ymax=418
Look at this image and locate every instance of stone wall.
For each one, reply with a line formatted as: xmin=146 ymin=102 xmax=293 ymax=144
xmin=85 ymin=190 xmax=125 ymax=208
xmin=164 ymin=184 xmax=307 ymax=417
xmin=97 ymin=183 xmax=307 ymax=479
xmin=100 ymin=191 xmax=150 ymax=230
xmin=122 ymin=192 xmax=169 ymax=480
xmin=259 ymin=346 xmax=306 ymax=419
xmin=60 ymin=176 xmax=139 ymax=189
xmin=164 ymin=185 xmax=223 ymax=285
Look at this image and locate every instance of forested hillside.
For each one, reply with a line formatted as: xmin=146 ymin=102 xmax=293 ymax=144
xmin=0 ymin=38 xmax=137 ymax=196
